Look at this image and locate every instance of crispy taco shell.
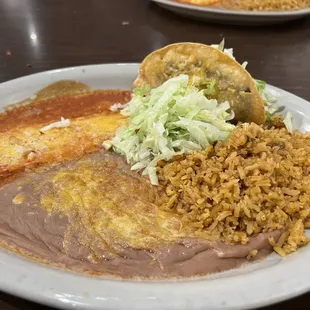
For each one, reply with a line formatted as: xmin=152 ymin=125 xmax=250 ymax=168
xmin=134 ymin=43 xmax=265 ymax=124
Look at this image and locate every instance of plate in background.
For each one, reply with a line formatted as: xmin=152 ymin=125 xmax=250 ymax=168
xmin=152 ymin=0 xmax=310 ymax=25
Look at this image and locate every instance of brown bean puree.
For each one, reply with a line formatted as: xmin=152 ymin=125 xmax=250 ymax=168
xmin=0 ymin=151 xmax=280 ymax=279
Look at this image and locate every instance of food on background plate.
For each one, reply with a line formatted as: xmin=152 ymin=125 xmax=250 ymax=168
xmin=174 ymin=0 xmax=221 ymax=6
xmin=174 ymin=0 xmax=310 ymax=11
xmin=0 ymin=42 xmax=309 ymax=279
xmin=222 ymin=0 xmax=310 ymax=11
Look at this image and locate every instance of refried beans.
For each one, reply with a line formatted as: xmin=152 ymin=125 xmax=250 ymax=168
xmin=0 ymin=151 xmax=281 ymax=279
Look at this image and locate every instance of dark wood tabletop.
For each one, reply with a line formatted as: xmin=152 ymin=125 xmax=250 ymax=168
xmin=0 ymin=0 xmax=310 ymax=309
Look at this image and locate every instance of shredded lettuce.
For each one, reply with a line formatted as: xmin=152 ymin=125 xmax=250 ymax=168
xmin=255 ymin=80 xmax=267 ymax=94
xmin=255 ymin=80 xmax=294 ymax=133
xmin=212 ymin=41 xmax=282 ymax=108
xmin=112 ymin=75 xmax=235 ymax=185
xmin=217 ymin=38 xmax=225 ymax=52
xmin=213 ymin=42 xmax=284 ymax=118
xmin=211 ymin=39 xmax=235 ymax=60
xmin=213 ymin=40 xmax=294 ymax=134
xmin=284 ymin=111 xmax=294 ymax=134
xmin=255 ymin=79 xmax=285 ymax=119
xmin=255 ymin=80 xmax=281 ymax=104
xmin=204 ymin=79 xmax=216 ymax=96
xmin=212 ymin=41 xmax=282 ymax=111
xmin=212 ymin=40 xmax=281 ymax=109
xmin=241 ymin=61 xmax=248 ymax=69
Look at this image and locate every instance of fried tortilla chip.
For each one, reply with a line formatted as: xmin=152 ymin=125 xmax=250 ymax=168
xmin=134 ymin=43 xmax=265 ymax=124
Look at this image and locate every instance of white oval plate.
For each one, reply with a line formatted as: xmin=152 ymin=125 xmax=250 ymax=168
xmin=0 ymin=63 xmax=310 ymax=310
xmin=152 ymin=0 xmax=310 ymax=25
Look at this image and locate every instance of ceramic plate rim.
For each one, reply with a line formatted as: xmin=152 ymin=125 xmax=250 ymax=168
xmin=0 ymin=63 xmax=310 ymax=310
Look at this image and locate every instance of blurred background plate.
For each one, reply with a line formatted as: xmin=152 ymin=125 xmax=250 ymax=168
xmin=151 ymin=0 xmax=310 ymax=25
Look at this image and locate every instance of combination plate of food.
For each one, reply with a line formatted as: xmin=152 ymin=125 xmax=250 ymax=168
xmin=0 ymin=42 xmax=310 ymax=310
xmin=152 ymin=0 xmax=310 ymax=25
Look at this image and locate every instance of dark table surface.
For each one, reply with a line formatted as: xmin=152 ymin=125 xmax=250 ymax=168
xmin=0 ymin=0 xmax=310 ymax=309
